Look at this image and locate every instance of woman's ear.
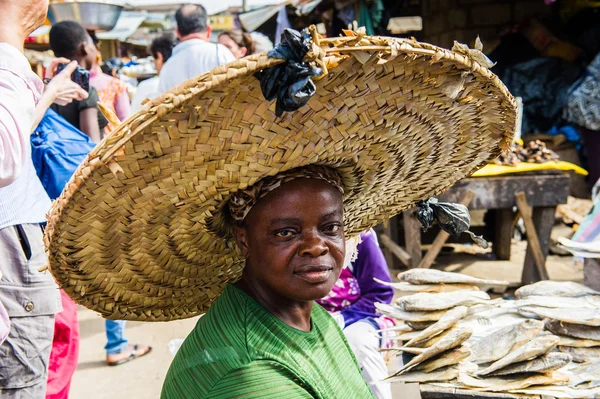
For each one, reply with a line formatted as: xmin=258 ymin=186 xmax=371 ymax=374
xmin=232 ymin=224 xmax=249 ymax=258
xmin=240 ymin=47 xmax=248 ymax=57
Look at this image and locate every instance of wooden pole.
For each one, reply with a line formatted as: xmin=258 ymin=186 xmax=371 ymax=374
xmin=515 ymin=192 xmax=550 ymax=281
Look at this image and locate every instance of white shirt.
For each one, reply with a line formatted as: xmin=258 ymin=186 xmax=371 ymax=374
xmin=131 ymin=76 xmax=160 ymax=114
xmin=0 ymin=43 xmax=51 ymax=228
xmin=158 ymin=39 xmax=235 ymax=93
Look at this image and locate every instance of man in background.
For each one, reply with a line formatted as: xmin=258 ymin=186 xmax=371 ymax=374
xmin=131 ymin=33 xmax=178 ymax=113
xmin=158 ymin=4 xmax=235 ymax=92
xmin=0 ymin=0 xmax=87 ymax=396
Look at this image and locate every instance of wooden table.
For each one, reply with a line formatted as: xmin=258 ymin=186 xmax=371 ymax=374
xmin=382 ymin=172 xmax=570 ymax=284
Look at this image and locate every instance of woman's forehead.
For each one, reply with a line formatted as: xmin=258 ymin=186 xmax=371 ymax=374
xmin=248 ymin=179 xmax=343 ymax=221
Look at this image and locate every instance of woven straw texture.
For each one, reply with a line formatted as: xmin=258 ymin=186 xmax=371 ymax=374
xmin=45 ymin=31 xmax=517 ymax=321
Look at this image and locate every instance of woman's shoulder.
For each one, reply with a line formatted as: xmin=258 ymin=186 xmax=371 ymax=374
xmin=161 ymin=286 xmax=254 ymax=397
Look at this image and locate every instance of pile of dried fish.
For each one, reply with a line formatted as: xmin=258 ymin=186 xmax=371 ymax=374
xmin=376 ymin=271 xmax=600 ymax=397
xmin=515 ymin=280 xmax=600 ymax=370
xmin=494 ymin=140 xmax=560 ymax=166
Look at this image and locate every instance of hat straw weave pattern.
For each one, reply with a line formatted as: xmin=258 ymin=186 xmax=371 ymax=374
xmin=45 ymin=29 xmax=516 ymax=321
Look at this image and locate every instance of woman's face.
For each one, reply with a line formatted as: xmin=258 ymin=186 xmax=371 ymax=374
xmin=234 ymin=178 xmax=345 ymax=302
xmin=218 ymin=34 xmax=247 ymax=59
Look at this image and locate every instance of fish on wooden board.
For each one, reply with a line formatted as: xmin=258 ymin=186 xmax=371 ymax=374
xmin=558 ymin=346 xmax=600 ymax=363
xmin=468 ymin=319 xmax=544 ymax=364
xmin=374 ymin=278 xmax=479 ymax=293
xmin=405 ymin=306 xmax=468 ymax=347
xmin=475 ymin=334 xmax=560 ymax=376
xmin=397 ymin=291 xmax=490 ymax=312
xmin=459 ymin=372 xmax=569 ymax=392
xmin=375 ymin=303 xmax=445 ymax=322
xmin=515 ymin=281 xmax=600 ymax=299
xmin=388 ymin=326 xmax=472 ymax=376
xmin=545 ymin=319 xmax=600 ymax=341
xmin=386 ymin=366 xmax=459 ymax=384
xmin=416 ymin=347 xmax=471 ymax=373
xmin=519 ymin=306 xmax=600 ymax=327
xmin=487 ymin=352 xmax=571 ymax=377
xmin=558 ymin=336 xmax=600 ymax=348
xmin=398 ymin=269 xmax=509 ymax=287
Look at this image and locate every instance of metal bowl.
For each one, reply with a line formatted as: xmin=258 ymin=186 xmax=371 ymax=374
xmin=48 ymin=1 xmax=123 ymax=32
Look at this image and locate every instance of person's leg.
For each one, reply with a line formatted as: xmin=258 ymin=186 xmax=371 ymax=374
xmin=0 ymin=224 xmax=61 ymax=398
xmin=46 ymin=290 xmax=80 ymax=399
xmin=105 ymin=320 xmax=152 ymax=366
xmin=105 ymin=319 xmax=128 ymax=356
xmin=343 ymin=321 xmax=392 ymax=399
xmin=0 ymin=314 xmax=54 ymax=398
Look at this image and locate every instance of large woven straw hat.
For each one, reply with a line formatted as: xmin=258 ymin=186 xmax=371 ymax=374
xmin=46 ymin=29 xmax=516 ymax=321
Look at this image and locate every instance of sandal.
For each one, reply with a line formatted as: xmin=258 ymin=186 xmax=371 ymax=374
xmin=107 ymin=344 xmax=152 ymax=366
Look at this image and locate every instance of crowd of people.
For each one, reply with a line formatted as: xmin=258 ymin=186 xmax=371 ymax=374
xmin=0 ymin=1 xmax=400 ymax=398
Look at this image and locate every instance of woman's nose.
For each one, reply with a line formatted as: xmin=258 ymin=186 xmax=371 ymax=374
xmin=299 ymin=231 xmax=329 ymax=257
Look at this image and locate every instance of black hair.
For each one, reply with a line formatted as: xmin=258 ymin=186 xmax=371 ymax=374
xmin=150 ymin=33 xmax=178 ymax=62
xmin=49 ymin=21 xmax=90 ymax=58
xmin=175 ymin=4 xmax=209 ymax=37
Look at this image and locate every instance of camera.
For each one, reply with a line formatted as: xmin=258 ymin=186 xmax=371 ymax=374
xmin=56 ymin=63 xmax=90 ymax=92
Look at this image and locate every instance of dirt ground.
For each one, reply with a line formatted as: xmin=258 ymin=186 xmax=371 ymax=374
xmin=70 ymin=238 xmax=582 ymax=399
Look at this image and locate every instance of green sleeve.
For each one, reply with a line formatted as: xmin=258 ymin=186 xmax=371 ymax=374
xmin=206 ymin=360 xmax=313 ymax=399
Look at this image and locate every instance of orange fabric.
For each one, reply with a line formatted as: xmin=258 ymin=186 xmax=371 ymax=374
xmin=98 ymin=78 xmax=128 ymax=134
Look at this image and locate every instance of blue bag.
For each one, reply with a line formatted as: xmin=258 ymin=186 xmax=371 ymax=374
xmin=31 ymin=108 xmax=96 ymax=200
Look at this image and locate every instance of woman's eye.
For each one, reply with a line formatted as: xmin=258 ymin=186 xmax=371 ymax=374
xmin=275 ymin=229 xmax=295 ymax=237
xmin=325 ymin=224 xmax=341 ymax=233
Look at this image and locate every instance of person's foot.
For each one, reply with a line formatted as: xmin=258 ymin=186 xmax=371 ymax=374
xmin=106 ymin=344 xmax=152 ymax=366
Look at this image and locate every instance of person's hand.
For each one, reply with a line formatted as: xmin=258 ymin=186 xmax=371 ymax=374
xmin=44 ymin=60 xmax=88 ymax=106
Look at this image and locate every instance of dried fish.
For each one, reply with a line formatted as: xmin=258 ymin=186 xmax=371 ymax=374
xmin=558 ymin=346 xmax=600 ymax=363
xmin=387 ymin=366 xmax=459 ymax=384
xmin=468 ymin=319 xmax=544 ymax=364
xmin=375 ymin=303 xmax=445 ymax=322
xmin=475 ymin=334 xmax=559 ymax=376
xmin=416 ymin=347 xmax=471 ymax=373
xmin=558 ymin=336 xmax=600 ymax=348
xmin=569 ymin=360 xmax=600 ymax=387
xmin=515 ymin=281 xmax=599 ymax=299
xmin=459 ymin=372 xmax=569 ymax=392
xmin=515 ymin=295 xmax=600 ymax=309
xmin=520 ymin=306 xmax=600 ymax=327
xmin=391 ymin=331 xmax=422 ymax=342
xmin=545 ymin=319 xmax=600 ymax=341
xmin=390 ymin=346 xmax=425 ymax=355
xmin=397 ymin=291 xmax=490 ymax=312
xmin=388 ymin=326 xmax=472 ymax=376
xmin=406 ymin=306 xmax=468 ymax=347
xmin=406 ymin=321 xmax=435 ymax=330
xmin=398 ymin=269 xmax=508 ymax=287
xmin=487 ymin=352 xmax=571 ymax=376
xmin=374 ymin=278 xmax=479 ymax=293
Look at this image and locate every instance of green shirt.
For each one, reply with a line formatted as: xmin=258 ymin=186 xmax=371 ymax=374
xmin=161 ymin=284 xmax=375 ymax=399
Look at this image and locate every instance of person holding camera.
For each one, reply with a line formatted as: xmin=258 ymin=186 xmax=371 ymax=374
xmin=0 ymin=0 xmax=88 ymax=397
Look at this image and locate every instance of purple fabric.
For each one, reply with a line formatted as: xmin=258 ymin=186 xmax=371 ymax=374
xmin=317 ymin=229 xmax=394 ymax=327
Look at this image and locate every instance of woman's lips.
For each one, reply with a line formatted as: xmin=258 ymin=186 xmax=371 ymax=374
xmin=294 ymin=266 xmax=333 ymax=284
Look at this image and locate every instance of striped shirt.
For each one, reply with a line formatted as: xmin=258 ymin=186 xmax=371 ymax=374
xmin=161 ymin=284 xmax=375 ymax=399
xmin=0 ymin=43 xmax=51 ymax=228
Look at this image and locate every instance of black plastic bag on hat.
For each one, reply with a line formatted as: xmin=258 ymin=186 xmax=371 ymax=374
xmin=415 ymin=198 xmax=488 ymax=248
xmin=256 ymin=28 xmax=323 ymax=117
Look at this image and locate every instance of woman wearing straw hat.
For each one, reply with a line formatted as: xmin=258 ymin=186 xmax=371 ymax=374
xmin=44 ymin=27 xmax=516 ymax=397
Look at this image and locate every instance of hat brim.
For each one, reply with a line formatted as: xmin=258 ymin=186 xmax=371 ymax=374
xmin=46 ymin=34 xmax=516 ymax=321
